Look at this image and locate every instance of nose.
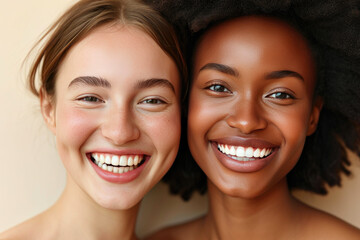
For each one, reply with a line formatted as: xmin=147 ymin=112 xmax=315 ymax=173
xmin=226 ymin=98 xmax=267 ymax=134
xmin=101 ymin=106 xmax=140 ymax=145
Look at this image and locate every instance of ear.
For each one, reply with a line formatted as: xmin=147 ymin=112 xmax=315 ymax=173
xmin=40 ymin=89 xmax=56 ymax=134
xmin=306 ymin=96 xmax=323 ymax=136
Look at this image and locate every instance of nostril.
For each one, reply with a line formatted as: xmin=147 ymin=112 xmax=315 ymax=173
xmin=101 ymin=116 xmax=141 ymax=145
xmin=226 ymin=113 xmax=267 ymax=133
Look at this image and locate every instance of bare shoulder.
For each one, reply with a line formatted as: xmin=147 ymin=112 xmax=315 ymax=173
xmin=144 ymin=216 xmax=204 ymax=240
xmin=0 ymin=212 xmax=52 ymax=240
xmin=0 ymin=220 xmax=35 ymax=240
xmin=299 ymin=203 xmax=360 ymax=240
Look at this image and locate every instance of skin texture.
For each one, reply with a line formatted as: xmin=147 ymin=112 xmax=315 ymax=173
xmin=146 ymin=16 xmax=360 ymax=240
xmin=0 ymin=24 xmax=181 ymax=240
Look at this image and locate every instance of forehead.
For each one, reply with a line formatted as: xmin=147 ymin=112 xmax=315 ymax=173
xmin=63 ymin=24 xmax=169 ymax=74
xmin=57 ymin=23 xmax=179 ymax=90
xmin=195 ymin=16 xmax=316 ymax=85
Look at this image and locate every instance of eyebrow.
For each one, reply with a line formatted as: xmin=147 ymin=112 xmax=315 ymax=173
xmin=199 ymin=63 xmax=239 ymax=77
xmin=68 ymin=76 xmax=175 ymax=93
xmin=265 ymin=70 xmax=304 ymax=81
xmin=136 ymin=78 xmax=175 ymax=93
xmin=199 ymin=64 xmax=304 ymax=82
xmin=68 ymin=76 xmax=111 ymax=88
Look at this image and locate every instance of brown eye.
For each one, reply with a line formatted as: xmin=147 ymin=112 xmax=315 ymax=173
xmin=138 ymin=97 xmax=169 ymax=112
xmin=208 ymin=84 xmax=231 ymax=93
xmin=140 ymin=98 xmax=166 ymax=104
xmin=268 ymin=92 xmax=294 ymax=99
xmin=78 ymin=96 xmax=104 ymax=103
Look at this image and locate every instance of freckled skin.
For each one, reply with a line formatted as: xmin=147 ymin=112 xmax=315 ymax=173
xmin=53 ymin=25 xmax=181 ymax=209
xmin=146 ymin=16 xmax=360 ymax=240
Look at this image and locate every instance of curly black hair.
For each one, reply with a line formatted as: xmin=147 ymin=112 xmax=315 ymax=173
xmin=146 ymin=0 xmax=360 ymax=200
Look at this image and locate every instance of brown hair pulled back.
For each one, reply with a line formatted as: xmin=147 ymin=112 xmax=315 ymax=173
xmin=28 ymin=0 xmax=186 ymax=99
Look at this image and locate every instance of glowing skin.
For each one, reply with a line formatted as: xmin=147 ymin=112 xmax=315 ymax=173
xmin=188 ymin=17 xmax=320 ymax=198
xmin=42 ymin=24 xmax=181 ymax=210
xmin=146 ymin=16 xmax=360 ymax=240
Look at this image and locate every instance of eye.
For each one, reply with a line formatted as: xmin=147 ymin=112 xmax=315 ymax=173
xmin=138 ymin=97 xmax=169 ymax=112
xmin=140 ymin=98 xmax=166 ymax=104
xmin=77 ymin=95 xmax=104 ymax=103
xmin=268 ymin=92 xmax=295 ymax=99
xmin=207 ymin=84 xmax=231 ymax=93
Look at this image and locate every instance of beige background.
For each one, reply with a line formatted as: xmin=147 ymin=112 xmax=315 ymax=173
xmin=0 ymin=0 xmax=359 ymax=237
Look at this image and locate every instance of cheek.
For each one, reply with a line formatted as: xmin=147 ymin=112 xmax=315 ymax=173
xmin=55 ymin=104 xmax=98 ymax=155
xmin=281 ymin=103 xmax=311 ymax=135
xmin=188 ymin=94 xmax=210 ymax=134
xmin=187 ymin=95 xmax=206 ymax=145
xmin=187 ymin=93 xmax=219 ymax=164
xmin=142 ymin=108 xmax=181 ymax=153
xmin=273 ymin=106 xmax=310 ymax=160
xmin=188 ymin=93 xmax=227 ymax=143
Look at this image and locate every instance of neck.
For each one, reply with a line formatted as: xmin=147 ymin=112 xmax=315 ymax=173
xmin=44 ymin=174 xmax=139 ymax=240
xmin=203 ymin=179 xmax=302 ymax=240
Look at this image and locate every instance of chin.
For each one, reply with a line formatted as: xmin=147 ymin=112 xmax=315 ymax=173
xmin=212 ymin=178 xmax=272 ymax=200
xmin=91 ymin=191 xmax=142 ymax=210
xmin=221 ymin=186 xmax=262 ymax=200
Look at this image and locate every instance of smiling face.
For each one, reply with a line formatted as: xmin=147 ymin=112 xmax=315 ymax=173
xmin=188 ymin=16 xmax=322 ymax=198
xmin=41 ymin=24 xmax=181 ymax=209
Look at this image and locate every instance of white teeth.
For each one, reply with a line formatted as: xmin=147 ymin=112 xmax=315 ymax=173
xmin=236 ymin=147 xmax=245 ymax=157
xmin=105 ymin=155 xmax=111 ymax=164
xmin=102 ymin=164 xmax=107 ymax=170
xmin=260 ymin=148 xmax=266 ymax=158
xmin=128 ymin=156 xmax=133 ymax=166
xmin=92 ymin=153 xmax=144 ymax=174
xmin=100 ymin=154 xmax=105 ymax=164
xmin=245 ymin=147 xmax=254 ymax=158
xmin=219 ymin=145 xmax=223 ymax=152
xmin=229 ymin=146 xmax=236 ymax=155
xmin=265 ymin=149 xmax=269 ymax=156
xmin=111 ymin=155 xmax=119 ymax=166
xmin=120 ymin=156 xmax=127 ymax=166
xmin=225 ymin=145 xmax=230 ymax=154
xmin=217 ymin=143 xmax=274 ymax=160
xmin=97 ymin=162 xmax=138 ymax=174
xmin=134 ymin=155 xmax=139 ymax=165
xmin=254 ymin=148 xmax=260 ymax=158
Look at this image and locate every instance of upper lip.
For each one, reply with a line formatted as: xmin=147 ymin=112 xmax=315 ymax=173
xmin=211 ymin=137 xmax=278 ymax=149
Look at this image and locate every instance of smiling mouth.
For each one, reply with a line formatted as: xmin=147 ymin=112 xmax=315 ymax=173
xmin=89 ymin=153 xmax=145 ymax=174
xmin=217 ymin=143 xmax=274 ymax=161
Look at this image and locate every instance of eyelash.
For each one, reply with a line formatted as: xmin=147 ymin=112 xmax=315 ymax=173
xmin=140 ymin=98 xmax=166 ymax=105
xmin=267 ymin=92 xmax=295 ymax=100
xmin=205 ymin=83 xmax=232 ymax=94
xmin=77 ymin=95 xmax=104 ymax=103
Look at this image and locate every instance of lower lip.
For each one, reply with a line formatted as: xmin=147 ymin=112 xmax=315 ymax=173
xmin=212 ymin=142 xmax=277 ymax=173
xmin=89 ymin=157 xmax=148 ymax=184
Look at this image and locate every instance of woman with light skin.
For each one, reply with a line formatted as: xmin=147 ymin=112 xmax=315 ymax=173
xmin=145 ymin=0 xmax=360 ymax=239
xmin=0 ymin=0 xmax=185 ymax=239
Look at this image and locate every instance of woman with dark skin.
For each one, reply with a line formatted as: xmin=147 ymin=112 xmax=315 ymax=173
xmin=145 ymin=0 xmax=360 ymax=239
